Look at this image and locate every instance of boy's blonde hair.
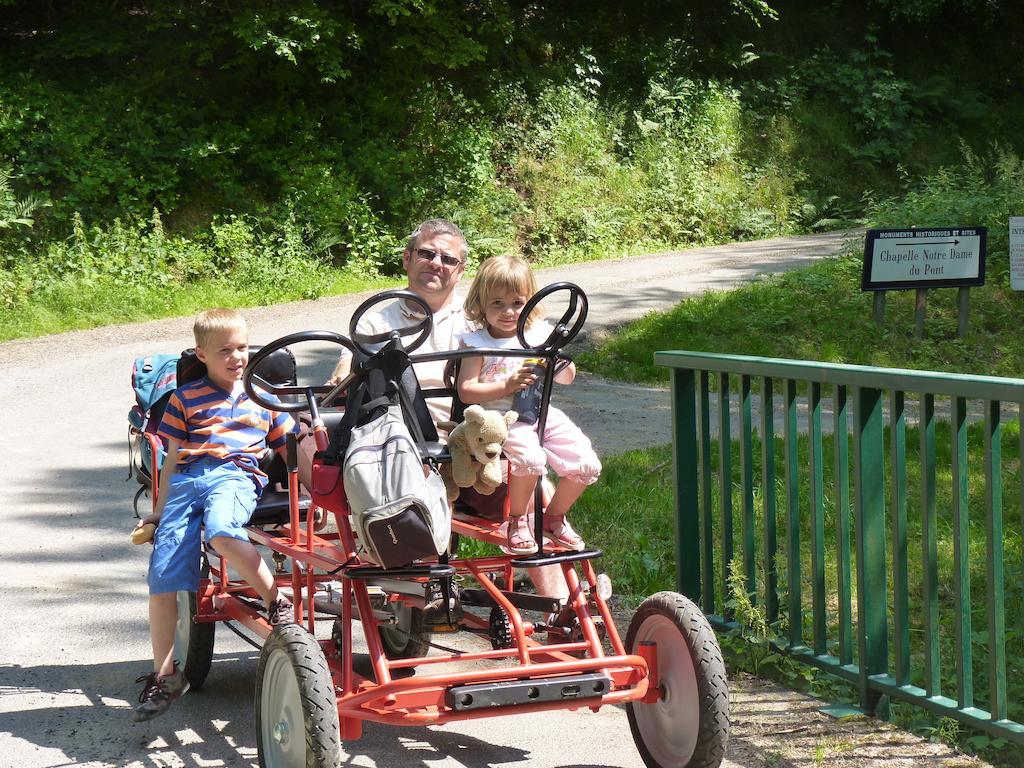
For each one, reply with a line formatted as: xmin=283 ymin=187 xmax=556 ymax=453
xmin=464 ymin=255 xmax=543 ymax=329
xmin=193 ymin=308 xmax=247 ymax=348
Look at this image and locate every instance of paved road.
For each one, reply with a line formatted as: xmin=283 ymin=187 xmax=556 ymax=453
xmin=0 ymin=231 xmax=857 ymax=767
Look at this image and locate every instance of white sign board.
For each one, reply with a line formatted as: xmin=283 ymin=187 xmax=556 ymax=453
xmin=1010 ymin=217 xmax=1024 ymax=291
xmin=862 ymin=228 xmax=987 ymax=291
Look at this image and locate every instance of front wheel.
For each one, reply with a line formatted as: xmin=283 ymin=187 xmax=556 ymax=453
xmin=174 ymin=590 xmax=215 ymax=690
xmin=256 ymin=624 xmax=341 ymax=768
xmin=626 ymin=591 xmax=729 ymax=768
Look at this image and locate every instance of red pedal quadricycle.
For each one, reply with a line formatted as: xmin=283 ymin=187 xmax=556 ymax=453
xmin=145 ymin=283 xmax=730 ymax=768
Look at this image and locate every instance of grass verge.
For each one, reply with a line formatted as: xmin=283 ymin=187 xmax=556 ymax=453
xmin=0 ymin=271 xmax=398 ymax=341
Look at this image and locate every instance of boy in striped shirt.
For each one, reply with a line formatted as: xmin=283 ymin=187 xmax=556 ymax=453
xmin=132 ymin=308 xmax=301 ymax=722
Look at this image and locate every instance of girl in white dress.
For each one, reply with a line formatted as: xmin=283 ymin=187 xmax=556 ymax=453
xmin=457 ymin=255 xmax=601 ymax=555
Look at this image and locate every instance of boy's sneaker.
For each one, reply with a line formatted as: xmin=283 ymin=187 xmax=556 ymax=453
xmin=132 ymin=663 xmax=189 ymax=722
xmin=423 ymin=580 xmax=462 ymax=630
xmin=268 ymin=596 xmax=295 ymax=626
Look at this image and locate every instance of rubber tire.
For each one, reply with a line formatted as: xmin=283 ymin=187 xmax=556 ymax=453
xmin=626 ymin=591 xmax=729 ymax=768
xmin=379 ymin=605 xmax=430 ymax=659
xmin=174 ymin=590 xmax=215 ymax=690
xmin=256 ymin=624 xmax=342 ymax=768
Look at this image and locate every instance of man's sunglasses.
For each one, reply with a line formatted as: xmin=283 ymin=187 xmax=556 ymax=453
xmin=414 ymin=247 xmax=463 ymax=268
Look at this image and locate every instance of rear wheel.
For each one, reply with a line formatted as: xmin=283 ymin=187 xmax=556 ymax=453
xmin=256 ymin=624 xmax=341 ymax=768
xmin=626 ymin=591 xmax=729 ymax=768
xmin=174 ymin=590 xmax=215 ymax=690
xmin=379 ymin=604 xmax=429 ymax=659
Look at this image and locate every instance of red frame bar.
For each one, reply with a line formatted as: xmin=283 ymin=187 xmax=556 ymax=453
xmin=177 ymin=455 xmax=656 ymax=741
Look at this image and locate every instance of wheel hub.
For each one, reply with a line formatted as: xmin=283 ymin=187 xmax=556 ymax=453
xmin=273 ymin=720 xmax=290 ymax=746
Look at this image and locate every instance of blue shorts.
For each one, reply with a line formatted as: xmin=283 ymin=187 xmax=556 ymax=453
xmin=147 ymin=457 xmax=259 ymax=594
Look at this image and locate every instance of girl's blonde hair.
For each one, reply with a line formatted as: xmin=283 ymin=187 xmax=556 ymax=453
xmin=193 ymin=308 xmax=246 ymax=348
xmin=464 ymin=255 xmax=543 ymax=329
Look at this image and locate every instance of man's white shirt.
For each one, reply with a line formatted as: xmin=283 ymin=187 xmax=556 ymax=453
xmin=338 ymin=296 xmax=471 ymax=423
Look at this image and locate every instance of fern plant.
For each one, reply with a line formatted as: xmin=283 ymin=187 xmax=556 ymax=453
xmin=0 ymin=165 xmax=47 ymax=231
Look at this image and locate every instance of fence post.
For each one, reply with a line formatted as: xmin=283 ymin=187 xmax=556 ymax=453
xmin=853 ymin=385 xmax=889 ymax=717
xmin=762 ymin=376 xmax=779 ymax=624
xmin=671 ymin=368 xmax=701 ymax=602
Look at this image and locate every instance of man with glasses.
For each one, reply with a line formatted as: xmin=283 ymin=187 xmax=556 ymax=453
xmin=328 ymin=218 xmax=470 ymax=423
xmin=330 ymin=217 xmax=568 ymax=606
xmin=329 ymin=218 xmax=474 ymax=623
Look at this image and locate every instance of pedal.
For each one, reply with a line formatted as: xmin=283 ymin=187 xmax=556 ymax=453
xmin=460 ymin=588 xmax=560 ymax=614
xmin=427 ymin=622 xmax=461 ymax=633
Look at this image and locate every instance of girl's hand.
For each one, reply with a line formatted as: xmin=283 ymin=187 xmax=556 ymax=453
xmin=504 ymin=364 xmax=538 ymax=396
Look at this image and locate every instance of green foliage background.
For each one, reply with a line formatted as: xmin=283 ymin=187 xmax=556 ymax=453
xmin=581 ymin=143 xmax=1024 ymax=382
xmin=1 ymin=0 xmax=1022 ymax=336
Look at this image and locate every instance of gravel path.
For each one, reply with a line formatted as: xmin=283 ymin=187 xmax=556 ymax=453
xmin=0 ymin=230 xmax=988 ymax=767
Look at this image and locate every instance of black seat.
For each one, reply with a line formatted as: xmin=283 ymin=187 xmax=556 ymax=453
xmin=176 ymin=345 xmax=299 ymax=394
xmin=248 ymin=485 xmax=302 ymax=527
xmin=323 ymin=342 xmax=449 ymax=460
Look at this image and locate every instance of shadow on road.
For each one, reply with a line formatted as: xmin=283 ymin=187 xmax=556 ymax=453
xmin=5 ymin=460 xmax=155 ymax=566
xmin=1 ymin=651 xmax=836 ymax=768
xmin=1 ymin=654 xmax=540 ymax=767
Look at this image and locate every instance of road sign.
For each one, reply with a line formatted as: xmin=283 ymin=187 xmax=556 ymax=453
xmin=861 ymin=227 xmax=987 ymax=291
xmin=1010 ymin=218 xmax=1024 ymax=290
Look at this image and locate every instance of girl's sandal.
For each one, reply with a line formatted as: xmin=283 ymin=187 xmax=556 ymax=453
xmin=504 ymin=514 xmax=539 ymax=555
xmin=543 ymin=515 xmax=586 ymax=551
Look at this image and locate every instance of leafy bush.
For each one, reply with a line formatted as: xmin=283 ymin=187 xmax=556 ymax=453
xmin=865 ymin=143 xmax=1024 ymax=297
xmin=2 ymin=1 xmax=1021 ymax=337
xmin=506 ymin=79 xmax=802 ymax=263
xmin=5 ymin=208 xmax=332 ymax=312
xmin=581 ymin=144 xmax=1024 ymax=386
xmin=868 ymin=143 xmax=1024 ymax=249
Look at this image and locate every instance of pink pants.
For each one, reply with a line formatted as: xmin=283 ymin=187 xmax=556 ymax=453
xmin=502 ymin=406 xmax=601 ymax=485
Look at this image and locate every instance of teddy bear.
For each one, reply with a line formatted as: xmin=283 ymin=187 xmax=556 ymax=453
xmin=437 ymin=404 xmax=518 ymax=502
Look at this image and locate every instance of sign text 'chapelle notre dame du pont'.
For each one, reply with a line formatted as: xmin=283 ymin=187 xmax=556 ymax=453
xmin=861 ymin=227 xmax=987 ymax=291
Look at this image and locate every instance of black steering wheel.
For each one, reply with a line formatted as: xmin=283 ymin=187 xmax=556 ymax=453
xmin=349 ymin=289 xmax=433 ymax=357
xmin=517 ymin=282 xmax=588 ymax=352
xmin=244 ymin=330 xmax=355 ymax=413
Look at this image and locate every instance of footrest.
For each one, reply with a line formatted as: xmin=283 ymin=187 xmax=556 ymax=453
xmin=445 ymin=672 xmax=612 ymax=711
xmin=344 ymin=564 xmax=456 ymax=580
xmin=511 ymin=548 xmax=603 ymax=567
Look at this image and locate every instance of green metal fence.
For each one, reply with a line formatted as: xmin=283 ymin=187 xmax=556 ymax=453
xmin=655 ymin=351 xmax=1024 ymax=744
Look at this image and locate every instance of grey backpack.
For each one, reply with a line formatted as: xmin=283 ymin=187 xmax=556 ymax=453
xmin=343 ymin=405 xmax=451 ymax=568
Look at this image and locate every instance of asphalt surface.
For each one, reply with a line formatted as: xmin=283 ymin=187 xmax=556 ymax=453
xmin=0 ymin=230 xmax=857 ymax=767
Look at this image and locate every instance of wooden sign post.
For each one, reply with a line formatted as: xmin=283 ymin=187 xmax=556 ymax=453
xmin=862 ymin=227 xmax=987 ymax=339
xmin=1010 ymin=217 xmax=1024 ymax=291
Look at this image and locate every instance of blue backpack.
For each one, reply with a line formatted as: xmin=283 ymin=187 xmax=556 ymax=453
xmin=128 ymin=354 xmax=179 ymax=511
